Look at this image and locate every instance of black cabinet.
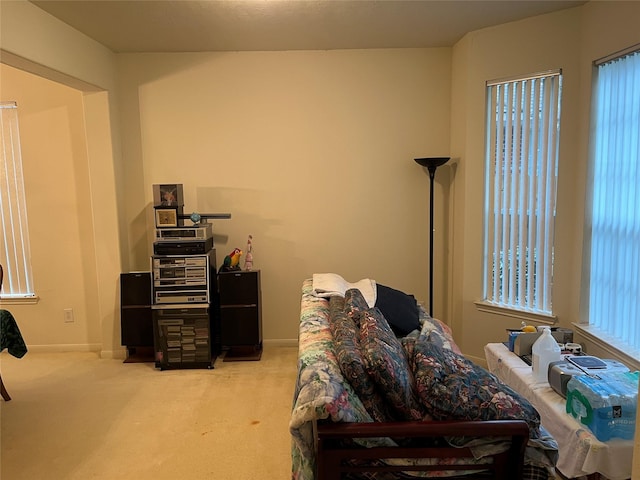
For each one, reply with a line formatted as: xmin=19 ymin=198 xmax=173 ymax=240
xmin=218 ymin=270 xmax=262 ymax=361
xmin=120 ymin=272 xmax=154 ymax=362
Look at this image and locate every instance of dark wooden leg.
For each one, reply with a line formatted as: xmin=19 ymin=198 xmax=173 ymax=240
xmin=1 ymin=374 xmax=11 ymax=401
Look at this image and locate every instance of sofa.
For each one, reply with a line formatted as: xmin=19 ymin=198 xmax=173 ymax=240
xmin=290 ymin=278 xmax=558 ymax=480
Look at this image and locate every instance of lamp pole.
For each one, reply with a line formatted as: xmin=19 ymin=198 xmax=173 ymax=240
xmin=414 ymin=157 xmax=450 ymax=317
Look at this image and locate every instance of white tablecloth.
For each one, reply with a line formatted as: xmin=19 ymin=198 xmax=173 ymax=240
xmin=484 ymin=343 xmax=633 ymax=480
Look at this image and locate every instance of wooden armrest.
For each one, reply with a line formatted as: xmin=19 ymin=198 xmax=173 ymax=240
xmin=316 ymin=419 xmax=529 ymax=480
xmin=317 ymin=419 xmax=530 ymax=439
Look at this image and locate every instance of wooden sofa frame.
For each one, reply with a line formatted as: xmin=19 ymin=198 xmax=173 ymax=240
xmin=316 ymin=419 xmax=530 ymax=480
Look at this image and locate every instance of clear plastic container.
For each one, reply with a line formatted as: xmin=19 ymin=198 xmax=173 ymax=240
xmin=566 ymin=371 xmax=638 ymax=441
xmin=531 ymin=327 xmax=561 ymax=383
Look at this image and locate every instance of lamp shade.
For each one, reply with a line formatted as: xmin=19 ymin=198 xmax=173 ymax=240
xmin=414 ymin=157 xmax=450 ymax=169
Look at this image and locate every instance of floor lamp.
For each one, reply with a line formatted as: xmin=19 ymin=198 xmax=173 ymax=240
xmin=414 ymin=157 xmax=450 ymax=317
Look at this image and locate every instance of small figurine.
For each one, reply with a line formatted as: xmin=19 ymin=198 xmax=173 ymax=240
xmin=244 ymin=235 xmax=253 ymax=271
xmin=220 ymin=247 xmax=242 ymax=272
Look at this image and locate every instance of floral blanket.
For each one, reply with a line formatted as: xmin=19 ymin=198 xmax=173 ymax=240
xmin=290 ymin=280 xmax=558 ymax=480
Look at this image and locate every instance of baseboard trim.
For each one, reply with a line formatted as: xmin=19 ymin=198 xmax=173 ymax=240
xmin=263 ymin=338 xmax=298 ymax=347
xmin=26 ymin=343 xmax=102 ymax=353
xmin=24 ymin=342 xmax=297 ymax=357
xmin=101 ymin=348 xmax=127 ymax=360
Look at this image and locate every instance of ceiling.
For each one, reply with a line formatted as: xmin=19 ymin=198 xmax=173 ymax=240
xmin=29 ymin=0 xmax=586 ymax=53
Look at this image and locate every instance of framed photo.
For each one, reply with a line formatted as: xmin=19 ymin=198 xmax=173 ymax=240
xmin=155 ymin=207 xmax=178 ymax=228
xmin=153 ymin=184 xmax=184 ymax=206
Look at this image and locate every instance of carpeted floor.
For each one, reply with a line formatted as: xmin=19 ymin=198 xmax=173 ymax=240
xmin=0 ymin=346 xmax=298 ymax=480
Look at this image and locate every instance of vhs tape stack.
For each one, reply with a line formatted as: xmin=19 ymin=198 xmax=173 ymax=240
xmin=150 ymin=184 xmax=219 ymax=370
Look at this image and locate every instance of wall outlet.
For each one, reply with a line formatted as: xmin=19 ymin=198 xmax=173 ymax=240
xmin=64 ymin=308 xmax=74 ymax=323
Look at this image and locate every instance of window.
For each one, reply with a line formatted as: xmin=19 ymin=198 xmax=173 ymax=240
xmin=583 ymin=47 xmax=640 ymax=353
xmin=482 ymin=71 xmax=562 ymax=317
xmin=0 ymin=102 xmax=36 ymax=300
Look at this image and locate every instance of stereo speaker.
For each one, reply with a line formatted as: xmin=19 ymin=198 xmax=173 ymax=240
xmin=120 ymin=272 xmax=154 ymax=360
xmin=120 ymin=272 xmax=152 ymax=306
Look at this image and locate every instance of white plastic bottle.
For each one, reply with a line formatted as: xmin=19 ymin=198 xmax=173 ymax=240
xmin=531 ymin=327 xmax=561 ymax=383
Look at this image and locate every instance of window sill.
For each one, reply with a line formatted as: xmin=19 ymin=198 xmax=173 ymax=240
xmin=572 ymin=323 xmax=640 ymax=371
xmin=0 ymin=295 xmax=40 ymax=306
xmin=474 ymin=301 xmax=557 ymax=326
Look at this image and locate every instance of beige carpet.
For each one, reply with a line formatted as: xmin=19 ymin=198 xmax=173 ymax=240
xmin=0 ymin=346 xmax=299 ymax=480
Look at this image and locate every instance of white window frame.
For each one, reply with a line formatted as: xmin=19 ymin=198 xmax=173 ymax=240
xmin=478 ymin=70 xmax=562 ymax=323
xmin=0 ymin=101 xmax=37 ymax=303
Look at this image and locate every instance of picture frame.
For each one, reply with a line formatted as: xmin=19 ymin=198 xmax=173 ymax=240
xmin=153 ymin=183 xmax=184 ymax=206
xmin=155 ymin=207 xmax=179 ymax=228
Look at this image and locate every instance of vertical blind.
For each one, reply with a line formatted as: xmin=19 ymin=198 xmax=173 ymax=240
xmin=0 ymin=102 xmax=35 ymax=298
xmin=483 ymin=71 xmax=562 ymax=314
xmin=588 ymin=49 xmax=640 ymax=350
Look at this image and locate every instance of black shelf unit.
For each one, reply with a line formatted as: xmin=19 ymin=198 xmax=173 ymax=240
xmin=151 ymin=249 xmax=220 ymax=370
xmin=152 ymin=304 xmax=214 ymax=370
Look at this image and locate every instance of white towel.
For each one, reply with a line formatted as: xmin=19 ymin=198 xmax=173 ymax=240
xmin=311 ymin=273 xmax=376 ymax=307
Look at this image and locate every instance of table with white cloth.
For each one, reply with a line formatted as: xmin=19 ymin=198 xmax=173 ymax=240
xmin=484 ymin=342 xmax=633 ymax=480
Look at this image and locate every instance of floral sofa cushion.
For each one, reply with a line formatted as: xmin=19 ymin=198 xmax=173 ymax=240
xmin=328 ymin=297 xmax=391 ymax=422
xmin=359 ymin=307 xmax=424 ymax=421
xmin=402 ymin=315 xmax=461 ymax=362
xmin=411 ymin=340 xmax=541 ymax=434
xmin=344 ymin=288 xmax=369 ymax=323
xmin=421 ymin=316 xmax=462 ymax=354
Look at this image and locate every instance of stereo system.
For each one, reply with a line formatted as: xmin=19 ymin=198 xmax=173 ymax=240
xmin=154 ymin=290 xmax=210 ymax=304
xmin=152 ymin=250 xmax=216 ymax=305
xmin=153 ymin=238 xmax=214 ymax=255
xmin=149 ymin=183 xmax=232 ymax=369
xmin=153 ymin=256 xmax=209 ymax=286
xmin=155 ymin=223 xmax=213 ymax=242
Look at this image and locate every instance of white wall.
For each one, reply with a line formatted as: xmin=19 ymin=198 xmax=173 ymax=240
xmin=0 ymin=64 xmax=101 ymax=349
xmin=449 ymin=7 xmax=582 ymax=360
xmin=0 ymin=0 xmax=123 ymax=357
xmin=1 ymin=0 xmax=454 ymax=350
xmin=116 ymin=48 xmax=452 ymax=341
xmin=2 ymin=0 xmax=640 ymax=357
xmin=449 ymin=2 xmax=640 ymax=363
xmin=0 ymin=0 xmax=115 ymax=91
xmin=2 ymin=0 xmax=640 ymax=470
